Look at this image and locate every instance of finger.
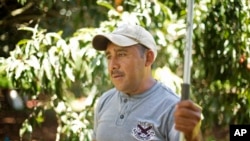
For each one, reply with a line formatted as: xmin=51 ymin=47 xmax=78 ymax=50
xmin=174 ymin=117 xmax=197 ymax=130
xmin=176 ymin=100 xmax=202 ymax=112
xmin=175 ymin=116 xmax=197 ymax=125
xmin=174 ymin=106 xmax=202 ymax=121
xmin=175 ymin=116 xmax=202 ymax=140
xmin=175 ymin=122 xmax=194 ymax=135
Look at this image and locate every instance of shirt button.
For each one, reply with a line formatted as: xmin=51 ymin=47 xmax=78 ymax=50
xmin=124 ymin=99 xmax=128 ymax=103
xmin=120 ymin=114 xmax=124 ymax=119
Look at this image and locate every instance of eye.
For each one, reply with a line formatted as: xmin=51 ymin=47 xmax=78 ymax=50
xmin=105 ymin=54 xmax=111 ymax=60
xmin=105 ymin=52 xmax=111 ymax=60
xmin=117 ymin=52 xmax=126 ymax=57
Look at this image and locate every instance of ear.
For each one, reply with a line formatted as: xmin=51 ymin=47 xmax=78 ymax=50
xmin=145 ymin=50 xmax=154 ymax=66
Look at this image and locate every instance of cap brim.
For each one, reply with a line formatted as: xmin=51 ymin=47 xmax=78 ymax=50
xmin=92 ymin=34 xmax=138 ymax=51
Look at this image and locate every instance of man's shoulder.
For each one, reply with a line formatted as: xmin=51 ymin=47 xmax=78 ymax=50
xmin=100 ymin=88 xmax=117 ymax=98
xmin=97 ymin=88 xmax=118 ymax=104
xmin=156 ymin=81 xmax=180 ymax=100
xmin=95 ymin=88 xmax=118 ymax=112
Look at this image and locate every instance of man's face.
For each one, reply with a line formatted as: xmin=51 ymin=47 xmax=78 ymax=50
xmin=105 ymin=43 xmax=147 ymax=95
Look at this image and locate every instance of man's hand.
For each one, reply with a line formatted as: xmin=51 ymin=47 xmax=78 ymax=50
xmin=174 ymin=100 xmax=203 ymax=141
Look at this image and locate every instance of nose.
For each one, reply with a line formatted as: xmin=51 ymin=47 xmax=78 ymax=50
xmin=108 ymin=57 xmax=119 ymax=70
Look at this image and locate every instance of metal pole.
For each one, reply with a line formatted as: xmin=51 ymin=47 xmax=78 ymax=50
xmin=179 ymin=0 xmax=194 ymax=140
xmin=181 ymin=0 xmax=194 ymax=100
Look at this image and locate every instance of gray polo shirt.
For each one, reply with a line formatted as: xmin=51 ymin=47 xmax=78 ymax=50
xmin=93 ymin=81 xmax=180 ymax=141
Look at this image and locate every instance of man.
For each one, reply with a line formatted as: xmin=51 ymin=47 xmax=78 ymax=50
xmin=91 ymin=23 xmax=202 ymax=141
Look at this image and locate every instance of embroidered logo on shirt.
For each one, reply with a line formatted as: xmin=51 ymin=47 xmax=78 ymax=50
xmin=132 ymin=121 xmax=155 ymax=141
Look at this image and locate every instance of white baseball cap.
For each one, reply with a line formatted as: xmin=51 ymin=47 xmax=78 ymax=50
xmin=92 ymin=23 xmax=158 ymax=60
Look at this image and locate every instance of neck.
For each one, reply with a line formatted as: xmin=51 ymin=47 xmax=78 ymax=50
xmin=126 ymin=77 xmax=156 ymax=96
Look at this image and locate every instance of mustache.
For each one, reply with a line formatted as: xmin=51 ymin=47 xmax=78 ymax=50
xmin=111 ymin=69 xmax=124 ymax=76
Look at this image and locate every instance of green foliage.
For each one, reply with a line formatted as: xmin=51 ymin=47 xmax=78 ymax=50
xmin=0 ymin=0 xmax=108 ymax=58
xmin=0 ymin=60 xmax=12 ymax=89
xmin=2 ymin=24 xmax=112 ymax=140
xmin=1 ymin=1 xmax=183 ymax=140
xmin=190 ymin=1 xmax=250 ymax=140
xmin=192 ymin=0 xmax=250 ymax=121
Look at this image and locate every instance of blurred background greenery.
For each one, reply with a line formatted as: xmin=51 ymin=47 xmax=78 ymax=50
xmin=0 ymin=0 xmax=249 ymax=141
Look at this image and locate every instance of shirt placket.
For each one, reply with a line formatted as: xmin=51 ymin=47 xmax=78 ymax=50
xmin=116 ymin=96 xmax=130 ymax=126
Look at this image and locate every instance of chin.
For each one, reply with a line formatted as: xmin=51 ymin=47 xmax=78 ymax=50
xmin=114 ymin=84 xmax=126 ymax=92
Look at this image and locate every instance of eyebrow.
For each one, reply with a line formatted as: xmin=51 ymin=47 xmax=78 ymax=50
xmin=105 ymin=48 xmax=128 ymax=56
